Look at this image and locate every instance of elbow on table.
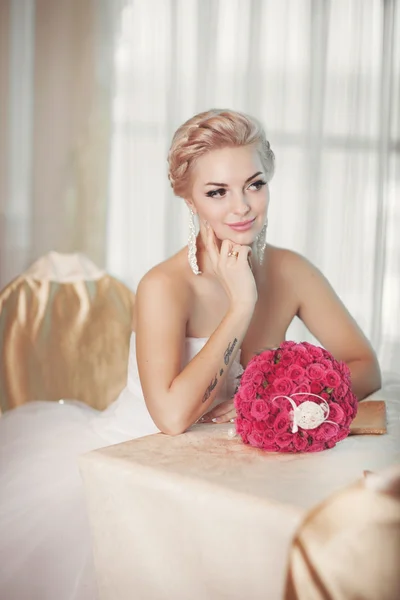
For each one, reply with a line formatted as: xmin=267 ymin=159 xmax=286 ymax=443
xmin=159 ymin=421 xmax=188 ymax=437
xmin=151 ymin=409 xmax=190 ymax=437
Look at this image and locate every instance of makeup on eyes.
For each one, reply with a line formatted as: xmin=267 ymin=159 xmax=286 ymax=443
xmin=205 ymin=179 xmax=267 ymax=199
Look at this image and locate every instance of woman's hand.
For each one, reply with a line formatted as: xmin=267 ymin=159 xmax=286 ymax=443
xmin=205 ymin=223 xmax=257 ymax=310
xmin=199 ymin=399 xmax=236 ymax=424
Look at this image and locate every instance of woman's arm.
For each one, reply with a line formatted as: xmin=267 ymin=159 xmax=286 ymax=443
xmin=136 ymin=272 xmax=252 ymax=435
xmin=136 ymin=228 xmax=256 ymax=436
xmin=288 ymin=252 xmax=381 ymax=400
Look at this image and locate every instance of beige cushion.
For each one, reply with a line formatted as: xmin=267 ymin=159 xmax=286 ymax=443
xmin=0 ymin=252 xmax=135 ymax=412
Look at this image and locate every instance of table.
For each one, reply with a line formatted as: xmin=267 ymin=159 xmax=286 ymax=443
xmin=79 ymin=387 xmax=400 ymax=600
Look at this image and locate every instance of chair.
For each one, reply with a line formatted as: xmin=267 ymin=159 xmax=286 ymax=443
xmin=284 ymin=466 xmax=400 ymax=600
xmin=0 ymin=252 xmax=135 ymax=413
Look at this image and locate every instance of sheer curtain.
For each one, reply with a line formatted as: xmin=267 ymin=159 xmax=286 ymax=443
xmin=0 ymin=0 xmax=121 ymax=290
xmin=106 ymin=0 xmax=400 ymax=373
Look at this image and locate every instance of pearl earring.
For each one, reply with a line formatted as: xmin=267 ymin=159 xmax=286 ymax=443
xmin=188 ymin=208 xmax=201 ymax=275
xmin=256 ymin=218 xmax=268 ymax=265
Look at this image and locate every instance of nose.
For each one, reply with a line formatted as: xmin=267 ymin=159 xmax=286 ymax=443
xmin=231 ymin=192 xmax=251 ymax=217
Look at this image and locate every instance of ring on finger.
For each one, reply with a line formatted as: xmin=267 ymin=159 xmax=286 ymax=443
xmin=227 ymin=251 xmax=239 ymax=258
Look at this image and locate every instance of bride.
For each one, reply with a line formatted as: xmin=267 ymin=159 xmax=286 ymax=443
xmin=0 ymin=109 xmax=381 ymax=599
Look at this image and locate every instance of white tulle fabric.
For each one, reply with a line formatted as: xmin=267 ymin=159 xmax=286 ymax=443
xmin=0 ymin=334 xmax=240 ymax=600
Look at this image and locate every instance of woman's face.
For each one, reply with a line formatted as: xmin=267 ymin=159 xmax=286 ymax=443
xmin=188 ymin=145 xmax=269 ymax=245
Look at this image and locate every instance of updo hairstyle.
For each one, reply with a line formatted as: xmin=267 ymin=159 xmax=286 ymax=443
xmin=167 ymin=109 xmax=275 ymax=198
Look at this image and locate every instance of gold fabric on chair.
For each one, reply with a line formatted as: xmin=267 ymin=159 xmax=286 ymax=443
xmin=0 ymin=252 xmax=135 ymax=412
xmin=285 ymin=466 xmax=400 ymax=600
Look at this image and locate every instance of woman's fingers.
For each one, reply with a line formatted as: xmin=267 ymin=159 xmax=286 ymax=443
xmin=211 ymin=408 xmax=237 ymax=424
xmin=219 ymin=239 xmax=235 ymax=260
xmin=237 ymin=245 xmax=252 ymax=263
xmin=199 ymin=400 xmax=236 ymax=423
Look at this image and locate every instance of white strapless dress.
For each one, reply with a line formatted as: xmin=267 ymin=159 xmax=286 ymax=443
xmin=0 ymin=334 xmax=242 ymax=600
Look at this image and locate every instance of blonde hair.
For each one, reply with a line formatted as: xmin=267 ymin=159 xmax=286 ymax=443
xmin=167 ymin=109 xmax=275 ymax=197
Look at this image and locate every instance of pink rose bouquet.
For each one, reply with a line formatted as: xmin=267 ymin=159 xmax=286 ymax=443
xmin=233 ymin=341 xmax=358 ymax=453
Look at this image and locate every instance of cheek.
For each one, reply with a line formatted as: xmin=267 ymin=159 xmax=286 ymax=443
xmin=197 ymin=201 xmax=227 ymax=223
xmin=254 ymin=190 xmax=269 ymax=215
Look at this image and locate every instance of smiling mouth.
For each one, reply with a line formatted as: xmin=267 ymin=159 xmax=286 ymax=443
xmin=227 ymin=218 xmax=256 ymax=230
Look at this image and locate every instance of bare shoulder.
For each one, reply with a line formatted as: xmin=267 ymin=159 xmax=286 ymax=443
xmin=265 ymin=244 xmax=311 ymax=283
xmin=134 ymin=249 xmax=193 ymax=330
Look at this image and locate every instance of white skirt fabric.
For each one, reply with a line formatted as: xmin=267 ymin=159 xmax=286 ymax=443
xmin=0 ymin=400 xmax=107 ymax=599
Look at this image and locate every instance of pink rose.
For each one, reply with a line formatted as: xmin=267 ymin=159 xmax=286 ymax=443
xmin=306 ymin=363 xmax=325 ymax=380
xmin=310 ymin=380 xmax=324 ymax=395
xmin=325 ymin=370 xmax=341 ymax=388
xmin=275 ymin=433 xmax=293 ymax=449
xmin=250 ymin=370 xmax=265 ymax=388
xmin=335 ymin=382 xmax=349 ymax=399
xmin=293 ymin=382 xmax=311 ymax=397
xmin=314 ymin=422 xmax=338 ymax=442
xmin=295 ymin=344 xmax=308 ymax=354
xmin=237 ymin=383 xmax=254 ymax=403
xmin=338 ymin=361 xmax=351 ymax=377
xmin=306 ymin=442 xmax=327 ymax=453
xmin=282 ymin=341 xmax=296 ymax=349
xmin=263 ymin=428 xmax=276 ymax=440
xmin=287 ymin=364 xmax=306 ymax=382
xmin=295 ymin=354 xmax=310 ymax=367
xmin=247 ymin=430 xmax=265 ymax=448
xmin=308 ymin=345 xmax=324 ymax=359
xmin=273 ymin=377 xmax=294 ymax=396
xmin=268 ymin=400 xmax=280 ymax=416
xmin=321 ymin=392 xmax=330 ymax=401
xmin=266 ymin=412 xmax=277 ymax=428
xmin=250 ymin=399 xmax=270 ymax=421
xmin=275 ymin=365 xmax=286 ymax=378
xmin=328 ymin=402 xmax=345 ymax=424
xmin=253 ymin=420 xmax=268 ymax=433
xmin=335 ymin=428 xmax=349 ymax=443
xmin=320 ymin=358 xmax=333 ymax=370
xmin=237 ymin=400 xmax=252 ymax=419
xmin=281 ymin=350 xmax=295 ymax=367
xmin=236 ymin=418 xmax=252 ymax=436
xmin=273 ymin=411 xmax=291 ymax=434
xmin=293 ymin=434 xmax=309 ymax=452
xmin=239 ymin=368 xmax=252 ymax=385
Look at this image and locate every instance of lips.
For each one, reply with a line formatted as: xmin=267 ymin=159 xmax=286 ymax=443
xmin=227 ymin=218 xmax=256 ymax=232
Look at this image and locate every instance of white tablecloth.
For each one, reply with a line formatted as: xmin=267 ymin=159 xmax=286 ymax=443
xmin=80 ymin=384 xmax=400 ymax=600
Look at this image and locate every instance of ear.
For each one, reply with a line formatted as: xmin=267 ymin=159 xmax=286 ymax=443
xmin=183 ymin=198 xmax=196 ymax=213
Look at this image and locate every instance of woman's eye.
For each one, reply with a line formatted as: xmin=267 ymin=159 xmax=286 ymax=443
xmin=206 ymin=188 xmax=226 ymax=198
xmin=248 ymin=180 xmax=267 ymax=191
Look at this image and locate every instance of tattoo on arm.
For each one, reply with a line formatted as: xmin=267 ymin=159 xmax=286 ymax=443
xmin=202 ymin=338 xmax=238 ymax=403
xmin=224 ymin=338 xmax=238 ymax=366
xmin=203 ymin=375 xmax=218 ymax=403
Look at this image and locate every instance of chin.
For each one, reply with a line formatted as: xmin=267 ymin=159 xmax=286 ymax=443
xmin=220 ymin=230 xmax=257 ymax=244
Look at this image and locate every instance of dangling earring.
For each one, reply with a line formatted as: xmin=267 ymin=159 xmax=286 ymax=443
xmin=188 ymin=208 xmax=201 ymax=275
xmin=256 ymin=218 xmax=268 ymax=266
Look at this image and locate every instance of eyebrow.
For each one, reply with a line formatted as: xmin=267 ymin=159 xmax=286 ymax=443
xmin=205 ymin=171 xmax=263 ymax=187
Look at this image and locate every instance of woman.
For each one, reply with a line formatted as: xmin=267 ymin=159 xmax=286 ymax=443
xmin=0 ymin=109 xmax=381 ymax=599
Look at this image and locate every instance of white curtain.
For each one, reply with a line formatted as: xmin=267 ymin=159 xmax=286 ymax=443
xmin=0 ymin=0 xmax=121 ymax=289
xmin=1 ymin=0 xmax=399 ymax=374
xmin=106 ymin=0 xmax=400 ymax=373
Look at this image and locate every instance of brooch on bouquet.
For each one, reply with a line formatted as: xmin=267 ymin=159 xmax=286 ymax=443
xmin=231 ymin=341 xmax=358 ymax=453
